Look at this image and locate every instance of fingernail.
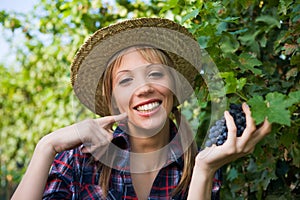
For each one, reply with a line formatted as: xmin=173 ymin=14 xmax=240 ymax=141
xmin=224 ymin=110 xmax=229 ymax=116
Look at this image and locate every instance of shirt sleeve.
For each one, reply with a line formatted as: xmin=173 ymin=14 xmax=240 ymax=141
xmin=211 ymin=168 xmax=222 ymax=200
xmin=42 ymin=149 xmax=75 ymax=199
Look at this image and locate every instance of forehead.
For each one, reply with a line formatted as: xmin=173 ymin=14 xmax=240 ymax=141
xmin=113 ymin=47 xmax=162 ymax=72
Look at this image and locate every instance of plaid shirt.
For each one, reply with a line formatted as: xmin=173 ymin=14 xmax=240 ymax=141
xmin=43 ymin=123 xmax=221 ymax=200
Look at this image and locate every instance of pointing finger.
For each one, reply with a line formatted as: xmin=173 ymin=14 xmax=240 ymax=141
xmin=113 ymin=112 xmax=128 ymax=122
xmin=95 ymin=112 xmax=128 ymax=127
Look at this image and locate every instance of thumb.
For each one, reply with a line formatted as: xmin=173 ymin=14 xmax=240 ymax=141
xmin=95 ymin=112 xmax=128 ymax=127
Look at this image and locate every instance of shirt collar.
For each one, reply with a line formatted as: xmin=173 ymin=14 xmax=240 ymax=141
xmin=110 ymin=120 xmax=184 ymax=171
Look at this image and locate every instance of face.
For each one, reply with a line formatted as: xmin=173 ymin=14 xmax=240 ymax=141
xmin=111 ymin=48 xmax=174 ymax=136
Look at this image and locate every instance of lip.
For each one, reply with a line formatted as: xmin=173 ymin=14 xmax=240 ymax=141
xmin=133 ymin=99 xmax=162 ymax=117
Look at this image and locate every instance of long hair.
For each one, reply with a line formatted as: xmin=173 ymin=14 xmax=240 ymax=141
xmin=100 ymin=46 xmax=198 ymax=197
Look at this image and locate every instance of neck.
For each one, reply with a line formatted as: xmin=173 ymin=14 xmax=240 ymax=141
xmin=128 ymin=119 xmax=170 ymax=153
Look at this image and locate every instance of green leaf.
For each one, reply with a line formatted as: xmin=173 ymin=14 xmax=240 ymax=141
xmin=222 ymin=16 xmax=240 ymax=23
xmin=197 ymin=36 xmax=210 ymax=49
xmin=220 ymin=32 xmax=240 ymax=53
xmin=217 ymin=22 xmax=227 ymax=34
xmin=238 ymin=32 xmax=261 ymax=55
xmin=182 ymin=8 xmax=199 ymax=23
xmin=266 ymin=92 xmax=291 ymax=126
xmin=220 ymin=72 xmax=237 ymax=94
xmin=248 ymin=95 xmax=268 ymax=124
xmin=248 ymin=92 xmax=299 ymax=126
xmin=227 ymin=167 xmax=238 ymax=181
xmin=286 ymin=90 xmax=300 ymax=106
xmin=239 ymin=53 xmax=262 ymax=75
xmin=236 ymin=77 xmax=247 ymax=90
xmin=247 ymin=158 xmax=258 ymax=173
xmin=259 ymin=170 xmax=273 ymax=190
xmin=291 ymin=144 xmax=300 ymax=167
xmin=159 ymin=0 xmax=178 ymax=14
xmin=279 ymin=130 xmax=297 ymax=147
xmin=279 ymin=0 xmax=294 ymax=15
xmin=255 ymin=15 xmax=281 ymax=29
xmin=290 ymin=54 xmax=300 ymax=66
xmin=220 ymin=72 xmax=247 ymax=94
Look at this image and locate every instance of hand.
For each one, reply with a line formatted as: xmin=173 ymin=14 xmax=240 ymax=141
xmin=42 ymin=113 xmax=127 ymax=159
xmin=195 ymin=103 xmax=271 ymax=174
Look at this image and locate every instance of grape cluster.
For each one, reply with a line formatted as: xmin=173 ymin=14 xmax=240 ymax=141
xmin=205 ymin=104 xmax=246 ymax=147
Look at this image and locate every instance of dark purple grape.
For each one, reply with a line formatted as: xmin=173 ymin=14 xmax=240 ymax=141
xmin=222 ymin=132 xmax=227 ymax=139
xmin=204 ymin=104 xmax=246 ymax=147
xmin=216 ymin=139 xmax=224 ymax=146
xmin=205 ymin=139 xmax=213 ymax=147
xmin=208 ymin=132 xmax=215 ymax=139
xmin=211 ymin=137 xmax=217 ymax=144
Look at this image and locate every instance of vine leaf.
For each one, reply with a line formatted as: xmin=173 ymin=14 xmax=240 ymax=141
xmin=239 ymin=53 xmax=262 ymax=75
xmin=248 ymin=91 xmax=300 ymax=126
xmin=159 ymin=0 xmax=178 ymax=14
xmin=227 ymin=167 xmax=238 ymax=181
xmin=291 ymin=144 xmax=300 ymax=167
xmin=266 ymin=92 xmax=291 ymax=126
xmin=220 ymin=72 xmax=247 ymax=94
xmin=247 ymin=95 xmax=268 ymax=124
xmin=287 ymin=90 xmax=300 ymax=106
xmin=182 ymin=8 xmax=199 ymax=23
xmin=255 ymin=15 xmax=281 ymax=29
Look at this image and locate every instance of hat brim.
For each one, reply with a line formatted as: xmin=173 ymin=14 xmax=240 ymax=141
xmin=71 ymin=18 xmax=203 ymax=116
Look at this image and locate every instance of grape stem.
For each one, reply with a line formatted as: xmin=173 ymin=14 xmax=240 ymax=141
xmin=235 ymin=92 xmax=248 ymax=101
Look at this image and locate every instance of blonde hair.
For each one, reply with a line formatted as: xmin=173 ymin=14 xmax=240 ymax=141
xmin=100 ymin=46 xmax=197 ymax=197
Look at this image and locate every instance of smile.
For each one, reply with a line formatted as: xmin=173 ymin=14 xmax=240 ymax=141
xmin=135 ymin=101 xmax=161 ymax=112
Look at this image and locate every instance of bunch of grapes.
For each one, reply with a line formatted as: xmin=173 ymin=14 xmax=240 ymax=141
xmin=205 ymin=104 xmax=246 ymax=147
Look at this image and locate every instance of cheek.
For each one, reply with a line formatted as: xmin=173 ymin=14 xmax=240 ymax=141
xmin=112 ymin=88 xmax=131 ymax=112
xmin=164 ymin=79 xmax=175 ymax=100
xmin=159 ymin=86 xmax=174 ymax=108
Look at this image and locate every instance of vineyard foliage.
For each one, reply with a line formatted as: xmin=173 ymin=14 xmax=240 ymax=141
xmin=0 ymin=0 xmax=299 ymax=199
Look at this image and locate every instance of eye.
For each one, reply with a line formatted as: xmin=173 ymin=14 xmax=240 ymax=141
xmin=118 ymin=77 xmax=133 ymax=86
xmin=148 ymin=71 xmax=164 ymax=79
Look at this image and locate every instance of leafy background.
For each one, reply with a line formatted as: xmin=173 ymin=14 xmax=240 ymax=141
xmin=0 ymin=0 xmax=299 ymax=199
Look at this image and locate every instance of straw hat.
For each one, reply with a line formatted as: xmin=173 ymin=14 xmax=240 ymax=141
xmin=71 ymin=17 xmax=203 ymax=116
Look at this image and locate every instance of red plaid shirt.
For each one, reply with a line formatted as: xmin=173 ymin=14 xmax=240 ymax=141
xmin=43 ymin=123 xmax=221 ymax=199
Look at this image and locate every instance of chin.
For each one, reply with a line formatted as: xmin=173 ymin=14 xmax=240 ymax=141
xmin=128 ymin=112 xmax=169 ymax=138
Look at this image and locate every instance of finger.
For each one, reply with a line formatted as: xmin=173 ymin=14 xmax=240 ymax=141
xmin=239 ymin=103 xmax=255 ymax=145
xmin=80 ymin=127 xmax=112 ymax=150
xmin=96 ymin=112 xmax=128 ymax=127
xmin=261 ymin=118 xmax=272 ymax=134
xmin=81 ymin=142 xmax=110 ymax=160
xmin=242 ymin=103 xmax=256 ymax=134
xmin=97 ymin=126 xmax=114 ymax=141
xmin=254 ymin=118 xmax=272 ymax=141
xmin=224 ymin=111 xmax=237 ymax=144
xmin=113 ymin=112 xmax=128 ymax=122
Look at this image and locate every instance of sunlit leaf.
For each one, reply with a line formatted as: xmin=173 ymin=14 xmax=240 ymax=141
xmin=182 ymin=8 xmax=199 ymax=23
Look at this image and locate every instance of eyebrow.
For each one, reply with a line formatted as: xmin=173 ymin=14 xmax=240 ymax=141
xmin=116 ymin=69 xmax=130 ymax=75
xmin=116 ymin=64 xmax=164 ymax=75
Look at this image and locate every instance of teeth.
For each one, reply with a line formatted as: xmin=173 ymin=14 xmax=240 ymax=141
xmin=136 ymin=102 xmax=160 ymax=112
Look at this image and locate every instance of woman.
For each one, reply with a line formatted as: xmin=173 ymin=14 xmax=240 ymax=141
xmin=11 ymin=18 xmax=271 ymax=200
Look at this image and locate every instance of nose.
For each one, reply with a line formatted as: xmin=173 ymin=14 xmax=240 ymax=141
xmin=134 ymin=83 xmax=154 ymax=97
